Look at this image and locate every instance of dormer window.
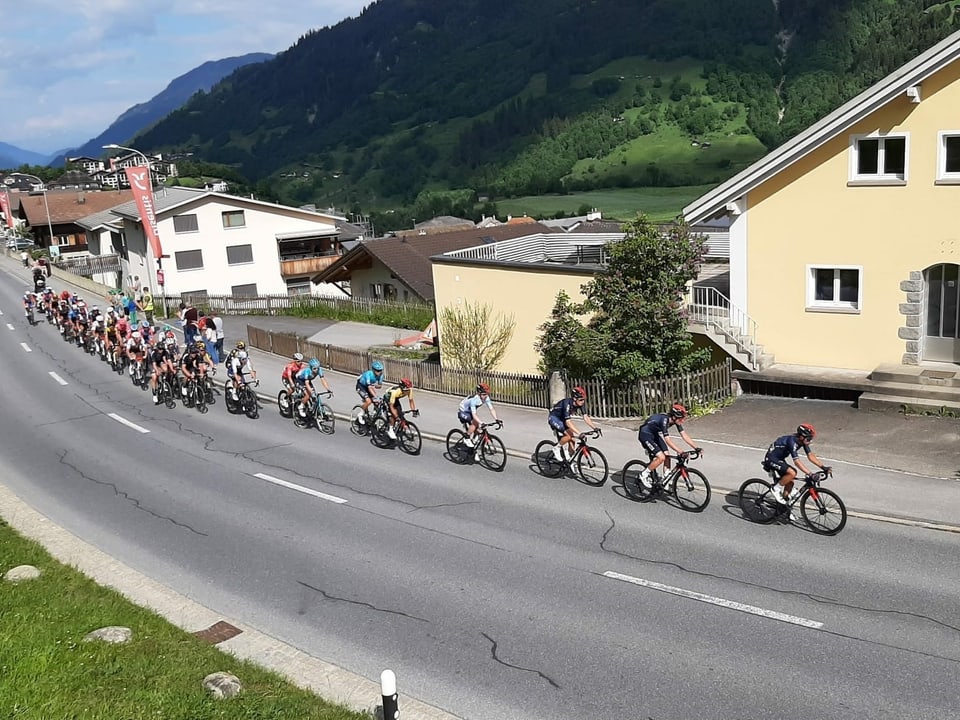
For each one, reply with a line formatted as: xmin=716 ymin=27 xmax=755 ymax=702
xmin=849 ymin=133 xmax=907 ymax=185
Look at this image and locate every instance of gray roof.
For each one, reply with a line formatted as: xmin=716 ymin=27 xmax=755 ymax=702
xmin=76 ymin=207 xmax=126 ymax=231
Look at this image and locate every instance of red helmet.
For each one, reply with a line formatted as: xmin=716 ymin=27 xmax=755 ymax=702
xmin=797 ymin=423 xmax=816 ymax=440
xmin=476 ymin=382 xmax=490 ymax=395
xmin=669 ymin=403 xmax=688 ymax=419
xmin=571 ymin=386 xmax=587 ymax=400
xmin=399 ymin=378 xmax=413 ymax=389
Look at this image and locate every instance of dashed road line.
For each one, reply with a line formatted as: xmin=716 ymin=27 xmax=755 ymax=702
xmin=48 ymin=371 xmax=68 ymax=385
xmin=6 ymin=323 xmax=14 ymax=330
xmin=253 ymin=472 xmax=347 ymax=504
xmin=602 ymin=570 xmax=824 ymax=629
xmin=107 ymin=412 xmax=150 ymax=434
xmin=20 ymin=342 xmax=31 ymax=352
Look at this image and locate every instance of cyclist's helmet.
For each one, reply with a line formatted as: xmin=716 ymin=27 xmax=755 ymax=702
xmin=371 ymin=360 xmax=384 ymax=372
xmin=195 ymin=339 xmax=206 ymax=350
xmin=165 ymin=330 xmax=175 ymax=339
xmin=238 ymin=350 xmax=248 ymax=360
xmin=399 ymin=377 xmax=413 ymax=389
xmin=131 ymin=331 xmax=141 ymax=339
xmin=797 ymin=423 xmax=816 ymax=441
xmin=476 ymin=382 xmax=490 ymax=395
xmin=235 ymin=341 xmax=246 ymax=350
xmin=140 ymin=319 xmax=150 ymax=328
xmin=309 ymin=358 xmax=321 ymax=372
xmin=571 ymin=386 xmax=587 ymax=401
xmin=669 ymin=403 xmax=688 ymax=419
xmin=293 ymin=352 xmax=304 ymax=362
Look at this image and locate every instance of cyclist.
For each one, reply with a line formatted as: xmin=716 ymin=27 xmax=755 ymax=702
xmin=385 ymin=378 xmax=419 ymax=440
xmin=22 ymin=290 xmax=36 ymax=321
xmin=636 ymin=403 xmax=701 ymax=488
xmin=457 ymin=382 xmax=500 ymax=447
xmin=227 ymin=349 xmax=257 ymax=401
xmin=281 ymin=352 xmax=307 ymax=393
xmin=125 ymin=330 xmax=147 ymax=377
xmin=179 ymin=340 xmax=209 ymax=400
xmin=354 ymin=360 xmax=385 ymax=425
xmin=149 ymin=340 xmax=177 ymax=404
xmin=294 ymin=358 xmax=332 ymax=419
xmin=547 ymin=386 xmax=598 ymax=462
xmin=763 ymin=424 xmax=830 ymax=504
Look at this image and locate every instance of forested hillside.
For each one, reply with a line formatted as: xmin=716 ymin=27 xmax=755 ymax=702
xmin=134 ymin=0 xmax=958 ymax=212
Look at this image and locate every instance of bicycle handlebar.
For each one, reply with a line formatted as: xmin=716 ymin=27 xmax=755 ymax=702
xmin=578 ymin=428 xmax=602 ymax=441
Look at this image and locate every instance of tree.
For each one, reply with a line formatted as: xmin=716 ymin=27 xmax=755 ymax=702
xmin=535 ymin=214 xmax=711 ymax=382
xmin=438 ymin=301 xmax=516 ymax=372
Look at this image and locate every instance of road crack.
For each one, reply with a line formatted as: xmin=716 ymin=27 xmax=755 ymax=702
xmin=480 ymin=631 xmax=560 ymax=689
xmin=297 ymin=580 xmax=430 ymax=622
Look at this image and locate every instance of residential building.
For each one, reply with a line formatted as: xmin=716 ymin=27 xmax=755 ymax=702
xmin=66 ymin=156 xmax=106 ymax=175
xmin=314 ymin=222 xmax=553 ymax=303
xmin=15 ymin=189 xmax=134 ymax=254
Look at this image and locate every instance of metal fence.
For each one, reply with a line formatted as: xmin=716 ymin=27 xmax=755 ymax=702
xmin=247 ymin=324 xmax=550 ymax=408
xmin=171 ymin=293 xmax=433 ymax=318
xmin=568 ymin=360 xmax=733 ymax=418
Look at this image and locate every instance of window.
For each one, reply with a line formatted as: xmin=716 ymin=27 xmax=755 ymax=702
xmin=222 ymin=210 xmax=245 ymax=228
xmin=231 ymin=283 xmax=258 ymax=297
xmin=226 ymin=244 xmax=253 ymax=265
xmin=806 ymin=266 xmax=861 ymax=313
xmin=286 ymin=278 xmax=311 ymax=296
xmin=182 ymin=289 xmax=208 ymax=305
xmin=936 ymin=131 xmax=960 ymax=183
xmin=173 ymin=214 xmax=199 ymax=233
xmin=849 ymin=134 xmax=907 ymax=184
xmin=370 ymin=283 xmax=382 ymax=298
xmin=175 ymin=249 xmax=204 ymax=271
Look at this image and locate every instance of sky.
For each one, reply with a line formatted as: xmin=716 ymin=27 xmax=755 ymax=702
xmin=0 ymin=0 xmax=371 ymax=156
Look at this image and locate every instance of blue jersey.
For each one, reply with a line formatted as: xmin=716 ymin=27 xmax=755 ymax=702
xmin=357 ymin=369 xmax=382 ymax=388
xmin=459 ymin=394 xmax=493 ymax=415
xmin=295 ymin=366 xmax=322 ymax=385
xmin=765 ymin=435 xmax=809 ymax=462
xmin=549 ymin=398 xmax=581 ymax=422
xmin=639 ymin=413 xmax=682 ymax=439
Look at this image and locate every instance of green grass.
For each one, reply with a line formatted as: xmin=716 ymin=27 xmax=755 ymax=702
xmin=494 ymin=185 xmax=717 ymax=222
xmin=0 ymin=520 xmax=369 ymax=720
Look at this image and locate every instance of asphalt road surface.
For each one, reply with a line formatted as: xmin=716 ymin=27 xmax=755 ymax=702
xmin=1 ymin=273 xmax=958 ymax=720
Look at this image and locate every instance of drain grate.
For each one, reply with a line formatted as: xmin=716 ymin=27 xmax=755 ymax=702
xmin=920 ymin=370 xmax=956 ymax=380
xmin=192 ymin=620 xmax=242 ymax=644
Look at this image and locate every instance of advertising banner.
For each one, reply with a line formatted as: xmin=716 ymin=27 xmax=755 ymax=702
xmin=124 ymin=166 xmax=162 ymax=258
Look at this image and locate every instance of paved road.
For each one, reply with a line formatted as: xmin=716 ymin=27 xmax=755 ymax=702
xmin=2 ymin=266 xmax=959 ymax=720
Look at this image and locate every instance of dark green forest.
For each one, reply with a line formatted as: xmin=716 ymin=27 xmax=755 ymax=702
xmin=133 ymin=0 xmax=958 ymax=214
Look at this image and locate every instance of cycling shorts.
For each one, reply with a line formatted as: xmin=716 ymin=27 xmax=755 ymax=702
xmin=356 ymin=382 xmax=375 ymax=401
xmin=763 ymin=458 xmax=792 ymax=478
xmin=638 ymin=430 xmax=668 ymax=456
xmin=547 ymin=415 xmax=566 ymax=434
xmin=457 ymin=409 xmax=473 ymax=425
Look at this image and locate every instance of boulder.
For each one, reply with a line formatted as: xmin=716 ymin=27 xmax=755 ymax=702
xmin=4 ymin=565 xmax=41 ymax=582
xmin=83 ymin=626 xmax=133 ymax=644
xmin=203 ymin=671 xmax=242 ymax=699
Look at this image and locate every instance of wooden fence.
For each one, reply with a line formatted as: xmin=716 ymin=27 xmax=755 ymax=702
xmin=247 ymin=324 xmax=551 ymax=409
xmin=568 ymin=360 xmax=733 ymax=418
xmin=171 ymin=293 xmax=433 ymax=318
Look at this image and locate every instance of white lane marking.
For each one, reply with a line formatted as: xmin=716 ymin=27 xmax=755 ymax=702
xmin=254 ymin=472 xmax=347 ymax=504
xmin=107 ymin=413 xmax=150 ymax=434
xmin=7 ymin=323 xmax=15 ymax=330
xmin=0 ymin=309 xmax=4 ymax=315
xmin=603 ymin=571 xmax=824 ymax=629
xmin=20 ymin=342 xmax=31 ymax=352
xmin=49 ymin=371 xmax=68 ymax=385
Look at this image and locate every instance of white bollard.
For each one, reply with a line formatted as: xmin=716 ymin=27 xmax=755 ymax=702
xmin=380 ymin=669 xmax=399 ymax=719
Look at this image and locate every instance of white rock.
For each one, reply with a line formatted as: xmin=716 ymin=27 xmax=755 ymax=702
xmin=203 ymin=671 xmax=242 ymax=699
xmin=83 ymin=626 xmax=133 ymax=644
xmin=4 ymin=565 xmax=41 ymax=582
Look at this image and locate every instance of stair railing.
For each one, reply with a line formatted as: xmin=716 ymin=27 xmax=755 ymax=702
xmin=689 ymin=286 xmax=760 ymax=369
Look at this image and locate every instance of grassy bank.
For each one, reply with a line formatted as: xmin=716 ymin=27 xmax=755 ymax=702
xmin=0 ymin=520 xmax=368 ymax=720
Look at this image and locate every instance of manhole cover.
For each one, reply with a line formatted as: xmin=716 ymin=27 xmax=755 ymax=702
xmin=192 ymin=620 xmax=242 ymax=644
xmin=920 ymin=370 xmax=956 ymax=379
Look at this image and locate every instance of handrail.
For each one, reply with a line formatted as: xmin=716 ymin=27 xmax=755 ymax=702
xmin=689 ymin=286 xmax=759 ymax=369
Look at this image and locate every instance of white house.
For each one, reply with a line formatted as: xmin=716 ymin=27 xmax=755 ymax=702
xmin=107 ymin=187 xmax=347 ymax=301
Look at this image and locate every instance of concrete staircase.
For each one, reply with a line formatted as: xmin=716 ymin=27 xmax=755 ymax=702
xmin=688 ymin=286 xmax=771 ymax=371
xmin=859 ymin=363 xmax=960 ymax=412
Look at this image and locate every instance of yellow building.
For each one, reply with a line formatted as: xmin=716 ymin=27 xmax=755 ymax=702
xmin=684 ymin=29 xmax=960 ymax=374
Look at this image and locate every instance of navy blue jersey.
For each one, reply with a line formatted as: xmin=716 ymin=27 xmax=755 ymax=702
xmin=549 ymin=398 xmax=581 ymax=422
xmin=639 ymin=413 xmax=683 ymax=438
xmin=765 ymin=434 xmax=810 ymax=462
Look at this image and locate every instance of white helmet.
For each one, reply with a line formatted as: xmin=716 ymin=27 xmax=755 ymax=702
xmin=96 ymin=314 xmax=105 ymax=322
xmin=131 ymin=331 xmax=141 ymax=339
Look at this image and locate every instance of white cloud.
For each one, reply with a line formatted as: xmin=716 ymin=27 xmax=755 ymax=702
xmin=0 ymin=1 xmax=371 ymax=156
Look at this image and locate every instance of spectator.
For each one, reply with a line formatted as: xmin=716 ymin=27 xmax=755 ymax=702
xmin=140 ymin=289 xmax=155 ymax=324
xmin=211 ymin=312 xmax=224 ymax=357
xmin=124 ymin=291 xmax=139 ymax=326
xmin=180 ymin=301 xmax=199 ymax=345
xmin=20 ymin=250 xmax=29 ymax=267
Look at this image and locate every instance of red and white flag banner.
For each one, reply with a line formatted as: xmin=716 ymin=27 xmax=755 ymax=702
xmin=0 ymin=190 xmax=14 ymax=229
xmin=124 ymin=166 xmax=163 ymax=258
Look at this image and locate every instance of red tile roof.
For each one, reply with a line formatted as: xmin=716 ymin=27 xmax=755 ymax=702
xmin=15 ymin=190 xmax=133 ymax=226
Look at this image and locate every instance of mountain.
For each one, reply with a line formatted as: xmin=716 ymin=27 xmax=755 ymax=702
xmin=51 ymin=52 xmax=274 ymax=166
xmin=0 ymin=141 xmax=52 ymax=169
xmin=126 ymin=0 xmax=959 ymax=208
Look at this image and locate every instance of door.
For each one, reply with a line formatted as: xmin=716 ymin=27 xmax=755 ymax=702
xmin=923 ymin=264 xmax=960 ymax=362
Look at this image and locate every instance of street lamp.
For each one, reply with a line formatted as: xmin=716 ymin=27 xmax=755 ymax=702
xmin=19 ymin=173 xmax=55 ymax=250
xmin=103 ymin=143 xmax=164 ymax=316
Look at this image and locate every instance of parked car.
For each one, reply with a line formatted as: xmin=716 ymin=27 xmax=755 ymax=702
xmin=6 ymin=239 xmax=35 ymax=251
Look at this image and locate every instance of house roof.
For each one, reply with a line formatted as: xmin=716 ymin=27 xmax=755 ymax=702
xmin=414 ymin=215 xmax=475 ymax=233
xmin=76 ymin=207 xmax=125 ymax=232
xmin=18 ymin=189 xmax=134 ymax=226
xmin=313 ymin=222 xmax=552 ymax=299
xmin=683 ymin=27 xmax=960 ymax=224
xmin=109 ymin=186 xmax=346 ymax=223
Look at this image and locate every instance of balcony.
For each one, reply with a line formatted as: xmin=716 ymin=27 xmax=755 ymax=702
xmin=279 ymin=254 xmax=341 ymax=277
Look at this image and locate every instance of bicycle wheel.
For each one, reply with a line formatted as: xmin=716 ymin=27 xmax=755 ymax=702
xmin=398 ymin=420 xmax=422 ymax=455
xmin=800 ymin=487 xmax=847 ymax=535
xmin=621 ymin=460 xmax=656 ymax=501
xmin=162 ymin=380 xmax=176 ymax=409
xmin=224 ymin=381 xmax=239 ymax=413
xmin=370 ymin=417 xmax=392 ymax=448
xmin=349 ymin=404 xmax=371 ymax=436
xmin=278 ymin=390 xmax=293 ymax=418
xmin=534 ymin=440 xmax=564 ymax=478
xmin=243 ymin=388 xmax=259 ymax=419
xmin=672 ymin=467 xmax=711 ymax=512
xmin=738 ymin=479 xmax=780 ymax=524
xmin=445 ymin=428 xmax=469 ymax=463
xmin=317 ymin=403 xmax=336 ymax=434
xmin=203 ymin=378 xmax=215 ymax=404
xmin=194 ymin=384 xmax=208 ymax=414
xmin=479 ymin=433 xmax=507 ymax=472
xmin=575 ymin=445 xmax=609 ymax=486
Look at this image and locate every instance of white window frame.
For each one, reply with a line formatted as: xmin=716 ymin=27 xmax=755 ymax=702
xmin=848 ymin=132 xmax=908 ymax=186
xmin=806 ymin=265 xmax=863 ymax=314
xmin=222 ymin=210 xmax=246 ymax=229
xmin=936 ymin=130 xmax=960 ymax=184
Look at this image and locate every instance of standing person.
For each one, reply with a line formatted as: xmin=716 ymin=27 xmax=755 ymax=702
xmin=124 ymin=291 xmax=139 ymax=326
xmin=211 ymin=312 xmax=225 ymax=358
xmin=179 ymin=301 xmax=199 ymax=345
xmin=201 ymin=314 xmax=219 ymax=366
xmin=140 ymin=289 xmax=155 ymax=325
xmin=20 ymin=249 xmax=29 ymax=267
xmin=636 ymin=404 xmax=701 ymax=488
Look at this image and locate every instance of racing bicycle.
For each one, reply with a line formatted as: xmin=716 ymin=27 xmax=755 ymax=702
xmin=446 ymin=420 xmax=506 ymax=471
xmin=293 ymin=390 xmax=335 ymax=433
xmin=738 ymin=467 xmax=846 ymax=535
xmin=371 ymin=408 xmax=422 ymax=454
xmin=534 ymin=428 xmax=608 ymax=485
xmin=620 ymin=449 xmax=710 ymax=512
